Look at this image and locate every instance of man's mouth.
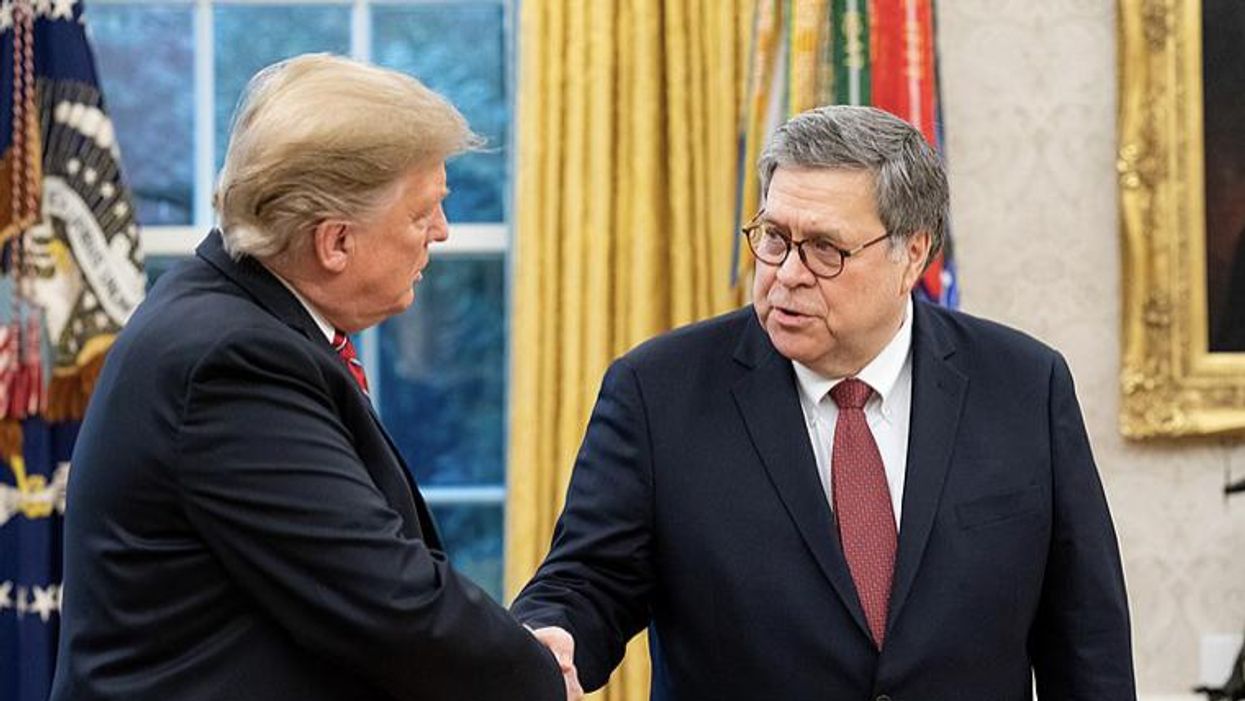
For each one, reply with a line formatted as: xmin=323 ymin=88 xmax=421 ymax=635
xmin=772 ymin=301 xmax=813 ymax=317
xmin=771 ymin=304 xmax=817 ymax=325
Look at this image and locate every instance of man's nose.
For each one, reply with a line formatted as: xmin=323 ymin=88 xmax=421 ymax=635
xmin=431 ymin=207 xmax=450 ymax=242
xmin=775 ymin=245 xmax=814 ymax=285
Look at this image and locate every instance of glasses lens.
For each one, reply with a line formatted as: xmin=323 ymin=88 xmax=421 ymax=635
xmin=803 ymin=238 xmax=844 ymax=277
xmin=749 ymin=225 xmax=789 ymax=264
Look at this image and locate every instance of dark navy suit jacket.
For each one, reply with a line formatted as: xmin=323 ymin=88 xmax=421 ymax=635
xmin=51 ymin=231 xmax=563 ymax=701
xmin=513 ymin=301 xmax=1135 ymax=700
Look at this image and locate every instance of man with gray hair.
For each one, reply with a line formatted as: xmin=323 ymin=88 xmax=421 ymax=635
xmin=514 ymin=105 xmax=1135 ymax=699
xmin=52 ymin=54 xmax=573 ymax=701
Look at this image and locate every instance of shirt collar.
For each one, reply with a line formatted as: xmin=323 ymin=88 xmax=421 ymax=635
xmin=792 ymin=296 xmax=914 ymax=418
xmin=267 ymin=268 xmax=336 ymax=343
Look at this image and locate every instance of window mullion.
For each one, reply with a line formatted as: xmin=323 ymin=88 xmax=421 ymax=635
xmin=193 ymin=0 xmax=214 ymax=229
xmin=350 ymin=0 xmax=370 ymax=61
xmin=421 ymin=486 xmax=507 ymax=506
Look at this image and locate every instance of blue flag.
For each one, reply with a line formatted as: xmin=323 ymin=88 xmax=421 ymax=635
xmin=1 ymin=0 xmax=144 ymax=698
xmin=1 ymin=419 xmax=76 ymax=701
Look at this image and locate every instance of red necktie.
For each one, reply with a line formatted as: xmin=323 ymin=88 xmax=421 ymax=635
xmin=332 ymin=330 xmax=370 ymax=394
xmin=829 ymin=378 xmax=897 ymax=648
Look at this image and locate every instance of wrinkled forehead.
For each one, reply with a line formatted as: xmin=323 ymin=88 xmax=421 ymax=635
xmin=762 ymin=166 xmax=881 ymax=231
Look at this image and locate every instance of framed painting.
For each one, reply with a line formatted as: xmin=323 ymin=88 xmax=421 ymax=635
xmin=1118 ymin=0 xmax=1245 ymax=438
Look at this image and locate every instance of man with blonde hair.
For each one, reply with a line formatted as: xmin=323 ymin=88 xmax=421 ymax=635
xmin=52 ymin=54 xmax=573 ymax=701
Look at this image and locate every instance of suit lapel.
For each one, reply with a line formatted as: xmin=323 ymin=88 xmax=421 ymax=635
xmin=365 ymin=402 xmax=444 ymax=549
xmin=886 ymin=301 xmax=967 ymax=633
xmin=730 ymin=312 xmax=873 ymax=642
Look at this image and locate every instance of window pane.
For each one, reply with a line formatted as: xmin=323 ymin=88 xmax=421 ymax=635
xmin=88 ymin=4 xmax=194 ymax=226
xmin=430 ymin=503 xmax=503 ymax=602
xmin=378 ymin=255 xmax=505 ymax=486
xmin=373 ymin=3 xmax=508 ymax=223
xmin=214 ymin=5 xmax=351 ymax=168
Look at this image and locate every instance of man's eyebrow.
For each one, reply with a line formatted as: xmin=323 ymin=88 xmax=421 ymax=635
xmin=761 ymin=216 xmax=847 ymax=243
xmin=417 ymin=188 xmax=450 ymax=212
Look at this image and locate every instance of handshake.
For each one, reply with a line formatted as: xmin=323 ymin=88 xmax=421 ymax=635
xmin=528 ymin=626 xmax=585 ymax=701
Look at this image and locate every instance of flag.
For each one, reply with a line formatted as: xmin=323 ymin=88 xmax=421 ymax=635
xmin=735 ymin=0 xmax=957 ymax=307
xmin=869 ymin=0 xmax=955 ymax=306
xmin=0 ymin=419 xmax=74 ymax=701
xmin=0 ymin=0 xmax=145 ymax=698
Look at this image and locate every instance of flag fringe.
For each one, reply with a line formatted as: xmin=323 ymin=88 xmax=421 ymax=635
xmin=44 ymin=347 xmax=109 ymax=422
xmin=0 ymin=418 xmax=21 ymax=459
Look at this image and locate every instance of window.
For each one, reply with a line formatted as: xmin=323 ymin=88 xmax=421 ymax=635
xmin=91 ymin=0 xmax=513 ymax=600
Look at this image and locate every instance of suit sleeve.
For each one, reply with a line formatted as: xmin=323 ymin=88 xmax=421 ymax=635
xmin=172 ymin=328 xmax=563 ymax=701
xmin=1030 ymin=353 xmax=1137 ymax=699
xmin=510 ymin=358 xmax=656 ymax=691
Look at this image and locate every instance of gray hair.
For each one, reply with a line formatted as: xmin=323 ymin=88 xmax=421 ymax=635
xmin=214 ymin=53 xmax=482 ymax=260
xmin=758 ymin=105 xmax=948 ymax=264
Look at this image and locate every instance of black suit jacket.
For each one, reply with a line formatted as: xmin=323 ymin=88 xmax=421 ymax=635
xmin=51 ymin=231 xmax=563 ymax=701
xmin=513 ymin=301 xmax=1135 ymax=700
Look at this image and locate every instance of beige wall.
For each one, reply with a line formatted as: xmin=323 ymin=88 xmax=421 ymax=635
xmin=936 ymin=1 xmax=1245 ymax=693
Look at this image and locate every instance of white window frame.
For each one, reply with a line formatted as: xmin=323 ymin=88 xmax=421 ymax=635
xmin=98 ymin=0 xmax=513 ymax=508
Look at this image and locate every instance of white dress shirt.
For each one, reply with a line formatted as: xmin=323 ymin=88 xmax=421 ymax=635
xmin=792 ymin=296 xmax=913 ymax=530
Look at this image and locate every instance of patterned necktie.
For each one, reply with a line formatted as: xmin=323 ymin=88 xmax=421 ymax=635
xmin=332 ymin=330 xmax=370 ymax=394
xmin=829 ymin=377 xmax=897 ymax=648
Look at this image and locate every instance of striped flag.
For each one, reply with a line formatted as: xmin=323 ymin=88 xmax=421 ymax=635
xmin=830 ymin=0 xmax=871 ymax=106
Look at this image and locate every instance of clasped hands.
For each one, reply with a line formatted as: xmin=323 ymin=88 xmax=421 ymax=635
xmin=528 ymin=626 xmax=584 ymax=701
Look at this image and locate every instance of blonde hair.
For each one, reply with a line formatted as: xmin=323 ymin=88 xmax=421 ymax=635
xmin=214 ymin=53 xmax=481 ymax=260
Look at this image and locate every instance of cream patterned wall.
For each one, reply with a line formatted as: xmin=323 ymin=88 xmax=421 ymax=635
xmin=936 ymin=1 xmax=1245 ymax=694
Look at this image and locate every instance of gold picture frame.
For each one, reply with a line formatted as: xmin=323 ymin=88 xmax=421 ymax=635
xmin=1118 ymin=0 xmax=1245 ymax=438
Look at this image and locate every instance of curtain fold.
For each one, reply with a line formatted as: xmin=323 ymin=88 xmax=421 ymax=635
xmin=505 ymin=1 xmax=753 ymax=698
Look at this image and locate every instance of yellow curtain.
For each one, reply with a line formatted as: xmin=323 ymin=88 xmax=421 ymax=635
xmin=505 ymin=1 xmax=755 ymax=698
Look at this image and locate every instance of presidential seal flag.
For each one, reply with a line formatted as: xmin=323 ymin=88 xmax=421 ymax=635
xmin=0 ymin=0 xmax=145 ymax=698
xmin=1 ymin=0 xmax=145 ymax=417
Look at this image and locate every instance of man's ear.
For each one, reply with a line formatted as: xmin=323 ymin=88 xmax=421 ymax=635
xmin=311 ymin=219 xmax=352 ymax=273
xmin=900 ymin=230 xmax=932 ymax=293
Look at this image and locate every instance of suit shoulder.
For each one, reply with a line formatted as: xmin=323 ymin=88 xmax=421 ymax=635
xmin=111 ymin=260 xmax=315 ymax=381
xmin=618 ymin=307 xmax=753 ymax=371
xmin=921 ymin=302 xmax=1062 ymax=371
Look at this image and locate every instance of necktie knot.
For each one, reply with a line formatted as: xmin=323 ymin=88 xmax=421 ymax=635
xmin=332 ymin=330 xmax=370 ymax=394
xmin=830 ymin=378 xmax=873 ymax=410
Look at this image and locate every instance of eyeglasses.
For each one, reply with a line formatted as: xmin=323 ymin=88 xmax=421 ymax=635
xmin=741 ymin=209 xmax=891 ymax=280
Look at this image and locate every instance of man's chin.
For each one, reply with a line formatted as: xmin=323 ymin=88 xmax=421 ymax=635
xmin=768 ymin=330 xmax=818 ymax=363
xmin=374 ymin=294 xmax=416 ymax=324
